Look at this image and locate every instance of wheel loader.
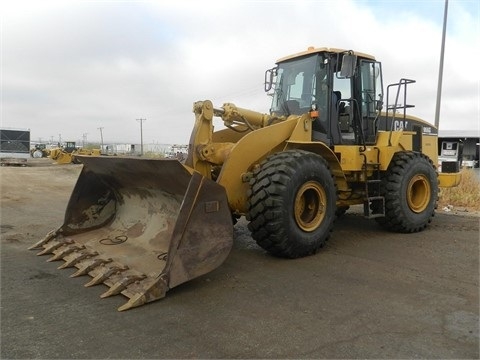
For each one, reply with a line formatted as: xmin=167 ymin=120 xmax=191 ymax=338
xmin=49 ymin=141 xmax=101 ymax=164
xmin=30 ymin=47 xmax=461 ymax=311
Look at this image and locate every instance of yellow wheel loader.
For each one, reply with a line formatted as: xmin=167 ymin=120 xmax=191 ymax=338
xmin=30 ymin=47 xmax=461 ymax=311
xmin=48 ymin=141 xmax=78 ymax=164
xmin=49 ymin=141 xmax=101 ymax=164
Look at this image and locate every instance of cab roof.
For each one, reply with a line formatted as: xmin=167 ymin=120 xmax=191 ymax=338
xmin=276 ymin=46 xmax=376 ymax=63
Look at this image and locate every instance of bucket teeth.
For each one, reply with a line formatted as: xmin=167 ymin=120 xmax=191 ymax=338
xmin=28 ymin=228 xmax=61 ymax=250
xmin=84 ymin=265 xmax=129 ymax=287
xmin=118 ymin=293 xmax=147 ymax=312
xmin=100 ymin=274 xmax=147 ymax=298
xmin=58 ymin=250 xmax=98 ymax=270
xmin=47 ymin=244 xmax=86 ymax=262
xmin=70 ymin=258 xmax=113 ymax=278
xmin=36 ymin=239 xmax=74 ymax=256
xmin=117 ymin=276 xmax=169 ymax=311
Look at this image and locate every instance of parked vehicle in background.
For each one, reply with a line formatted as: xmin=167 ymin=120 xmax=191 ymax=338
xmin=49 ymin=141 xmax=101 ymax=164
xmin=30 ymin=143 xmax=50 ymax=158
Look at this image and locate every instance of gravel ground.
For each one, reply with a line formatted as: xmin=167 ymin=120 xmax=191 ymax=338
xmin=1 ymin=158 xmax=478 ymax=359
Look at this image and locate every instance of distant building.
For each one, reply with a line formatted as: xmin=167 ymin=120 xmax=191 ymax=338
xmin=100 ymin=143 xmax=179 ymax=156
xmin=438 ymin=130 xmax=479 ymax=168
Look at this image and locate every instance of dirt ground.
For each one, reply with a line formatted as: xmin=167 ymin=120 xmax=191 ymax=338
xmin=1 ymin=158 xmax=479 ymax=359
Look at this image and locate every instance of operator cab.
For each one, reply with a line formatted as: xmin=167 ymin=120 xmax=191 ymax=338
xmin=64 ymin=141 xmax=77 ymax=153
xmin=265 ymin=48 xmax=383 ymax=146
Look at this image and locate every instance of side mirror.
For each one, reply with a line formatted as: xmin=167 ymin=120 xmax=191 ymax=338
xmin=264 ymin=66 xmax=277 ymax=92
xmin=340 ymin=53 xmax=357 ymax=78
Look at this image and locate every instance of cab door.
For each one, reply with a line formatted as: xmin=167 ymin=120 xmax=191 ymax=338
xmin=358 ymin=60 xmax=383 ymax=143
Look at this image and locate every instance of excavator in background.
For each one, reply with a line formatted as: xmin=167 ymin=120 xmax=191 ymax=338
xmin=30 ymin=47 xmax=461 ymax=311
xmin=49 ymin=141 xmax=101 ymax=164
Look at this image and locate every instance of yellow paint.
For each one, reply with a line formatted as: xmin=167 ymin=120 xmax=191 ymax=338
xmin=438 ymin=173 xmax=462 ymax=188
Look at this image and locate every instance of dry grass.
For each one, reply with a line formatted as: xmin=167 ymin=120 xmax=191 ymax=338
xmin=438 ymin=168 xmax=480 ymax=211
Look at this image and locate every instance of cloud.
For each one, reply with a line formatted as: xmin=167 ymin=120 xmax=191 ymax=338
xmin=2 ymin=0 xmax=479 ymax=145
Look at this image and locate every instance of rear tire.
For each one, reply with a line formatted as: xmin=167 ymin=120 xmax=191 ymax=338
xmin=375 ymin=151 xmax=438 ymax=232
xmin=247 ymin=150 xmax=336 ymax=258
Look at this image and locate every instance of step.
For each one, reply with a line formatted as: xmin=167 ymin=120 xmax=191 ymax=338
xmin=363 ymin=196 xmax=385 ymax=219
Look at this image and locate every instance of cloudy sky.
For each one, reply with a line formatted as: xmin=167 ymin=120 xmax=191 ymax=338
xmin=1 ymin=0 xmax=479 ymax=145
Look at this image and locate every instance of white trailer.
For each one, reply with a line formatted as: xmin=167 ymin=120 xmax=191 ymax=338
xmin=0 ymin=128 xmax=30 ymax=166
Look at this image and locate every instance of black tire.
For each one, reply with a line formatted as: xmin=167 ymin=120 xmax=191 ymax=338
xmin=247 ymin=150 xmax=336 ymax=258
xmin=375 ymin=151 xmax=438 ymax=233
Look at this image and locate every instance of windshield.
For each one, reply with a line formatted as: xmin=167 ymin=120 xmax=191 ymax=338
xmin=270 ymin=54 xmax=325 ymax=116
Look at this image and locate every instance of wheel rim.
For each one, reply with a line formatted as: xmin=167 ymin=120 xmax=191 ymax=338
xmin=294 ymin=181 xmax=326 ymax=232
xmin=407 ymin=174 xmax=431 ymax=213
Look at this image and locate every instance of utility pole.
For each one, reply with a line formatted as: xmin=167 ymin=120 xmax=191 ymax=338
xmin=434 ymin=0 xmax=448 ymax=129
xmin=82 ymin=133 xmax=88 ymax=147
xmin=98 ymin=127 xmax=104 ymax=151
xmin=136 ymin=118 xmax=146 ymax=156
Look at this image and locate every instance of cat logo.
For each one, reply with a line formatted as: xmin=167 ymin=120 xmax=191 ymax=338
xmin=393 ymin=120 xmax=409 ymax=130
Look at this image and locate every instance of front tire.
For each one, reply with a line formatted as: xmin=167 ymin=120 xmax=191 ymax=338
xmin=247 ymin=150 xmax=336 ymax=258
xmin=376 ymin=151 xmax=438 ymax=232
